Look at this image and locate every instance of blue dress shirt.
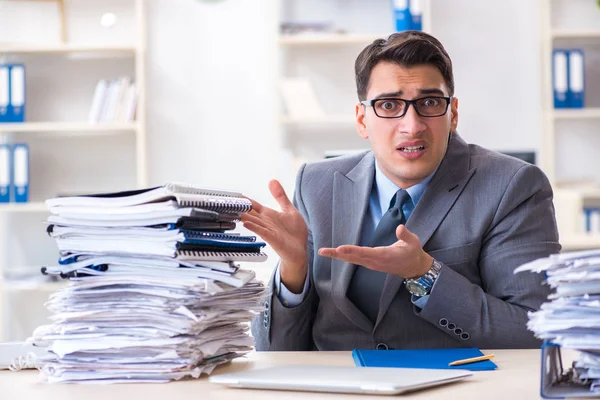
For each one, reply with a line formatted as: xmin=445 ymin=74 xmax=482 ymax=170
xmin=275 ymin=161 xmax=437 ymax=308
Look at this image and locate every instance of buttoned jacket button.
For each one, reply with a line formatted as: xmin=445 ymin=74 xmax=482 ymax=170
xmin=376 ymin=343 xmax=388 ymax=350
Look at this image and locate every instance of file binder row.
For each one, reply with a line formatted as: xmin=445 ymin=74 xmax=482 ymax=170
xmin=0 ymin=64 xmax=26 ymax=123
xmin=0 ymin=143 xmax=29 ymax=203
xmin=552 ymin=49 xmax=585 ymax=109
xmin=392 ymin=0 xmax=423 ymax=32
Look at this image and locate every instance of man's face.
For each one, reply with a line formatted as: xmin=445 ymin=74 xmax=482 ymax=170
xmin=356 ymin=61 xmax=459 ymax=189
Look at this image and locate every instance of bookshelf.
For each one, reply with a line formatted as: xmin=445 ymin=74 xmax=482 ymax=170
xmin=552 ymin=108 xmax=600 ymax=120
xmin=0 ymin=43 xmax=136 ymax=55
xmin=540 ymin=0 xmax=600 ymax=250
xmin=0 ymin=202 xmax=47 ymax=212
xmin=280 ymin=115 xmax=354 ymax=125
xmin=551 ymin=29 xmax=600 ymax=39
xmin=278 ymin=33 xmax=385 ymax=46
xmin=0 ymin=0 xmax=147 ymax=341
xmin=0 ymin=121 xmax=139 ymax=133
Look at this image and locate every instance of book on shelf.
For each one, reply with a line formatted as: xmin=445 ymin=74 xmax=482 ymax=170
xmin=552 ymin=49 xmax=585 ymax=109
xmin=279 ymin=78 xmax=324 ymax=120
xmin=0 ymin=63 xmax=26 ymax=123
xmin=0 ymin=143 xmax=29 ymax=203
xmin=88 ymin=77 xmax=137 ymax=123
xmin=392 ymin=0 xmax=423 ymax=32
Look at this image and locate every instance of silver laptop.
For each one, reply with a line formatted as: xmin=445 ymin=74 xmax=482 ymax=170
xmin=209 ymin=365 xmax=472 ymax=395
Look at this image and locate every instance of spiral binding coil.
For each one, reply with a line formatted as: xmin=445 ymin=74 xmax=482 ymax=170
xmin=179 ymin=198 xmax=252 ymax=214
xmin=177 ymin=250 xmax=267 ymax=261
xmin=9 ymin=352 xmax=38 ymax=371
xmin=183 ymin=231 xmax=256 ymax=242
xmin=164 ymin=182 xmax=243 ymax=198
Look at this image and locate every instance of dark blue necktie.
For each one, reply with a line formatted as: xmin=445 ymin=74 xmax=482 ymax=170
xmin=347 ymin=189 xmax=411 ymax=323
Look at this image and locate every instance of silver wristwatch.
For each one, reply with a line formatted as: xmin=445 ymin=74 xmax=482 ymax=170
xmin=404 ymin=259 xmax=442 ymax=297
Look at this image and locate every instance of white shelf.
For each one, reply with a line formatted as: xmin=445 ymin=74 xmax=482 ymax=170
xmin=551 ymin=29 xmax=600 ymax=39
xmin=0 ymin=202 xmax=47 ymax=213
xmin=278 ymin=34 xmax=383 ymax=46
xmin=561 ymin=234 xmax=600 ymax=251
xmin=0 ymin=278 xmax=67 ymax=292
xmin=552 ymin=108 xmax=600 ymax=120
xmin=281 ymin=115 xmax=355 ymax=125
xmin=0 ymin=43 xmax=136 ymax=55
xmin=0 ymin=122 xmax=139 ymax=134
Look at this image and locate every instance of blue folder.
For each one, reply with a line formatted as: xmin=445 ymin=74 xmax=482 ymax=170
xmin=352 ymin=348 xmax=497 ymax=371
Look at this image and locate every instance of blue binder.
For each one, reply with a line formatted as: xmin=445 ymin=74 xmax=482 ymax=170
xmin=0 ymin=65 xmax=8 ymax=122
xmin=0 ymin=144 xmax=10 ymax=203
xmin=410 ymin=0 xmax=423 ymax=31
xmin=568 ymin=49 xmax=584 ymax=108
xmin=352 ymin=348 xmax=497 ymax=371
xmin=7 ymin=64 xmax=25 ymax=122
xmin=12 ymin=143 xmax=29 ymax=203
xmin=552 ymin=49 xmax=569 ymax=109
xmin=392 ymin=0 xmax=412 ymax=32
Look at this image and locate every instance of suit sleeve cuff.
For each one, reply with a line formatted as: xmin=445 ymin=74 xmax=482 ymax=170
xmin=275 ymin=264 xmax=309 ymax=308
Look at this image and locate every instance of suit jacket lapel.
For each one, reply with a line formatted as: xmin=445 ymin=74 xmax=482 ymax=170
xmin=375 ymin=133 xmax=477 ymax=329
xmin=331 ymin=152 xmax=375 ymax=332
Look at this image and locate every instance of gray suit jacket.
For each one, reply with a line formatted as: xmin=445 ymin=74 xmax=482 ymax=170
xmin=252 ymin=133 xmax=560 ymax=351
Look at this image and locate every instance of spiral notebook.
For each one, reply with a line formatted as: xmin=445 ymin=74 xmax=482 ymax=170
xmin=46 ymin=182 xmax=252 ymax=213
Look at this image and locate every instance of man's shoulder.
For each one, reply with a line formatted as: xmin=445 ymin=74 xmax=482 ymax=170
xmin=465 ymin=143 xmax=549 ymax=188
xmin=468 ymin=144 xmax=538 ymax=174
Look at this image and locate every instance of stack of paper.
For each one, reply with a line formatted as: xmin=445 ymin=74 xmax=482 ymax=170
xmin=516 ymin=249 xmax=600 ymax=392
xmin=31 ymin=182 xmax=268 ymax=383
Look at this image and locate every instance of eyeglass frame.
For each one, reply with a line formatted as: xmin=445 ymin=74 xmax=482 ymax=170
xmin=360 ymin=96 xmax=453 ymax=119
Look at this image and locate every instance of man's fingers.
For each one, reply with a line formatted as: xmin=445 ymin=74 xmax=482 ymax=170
xmin=248 ymin=198 xmax=264 ymax=213
xmin=318 ymin=245 xmax=377 ymax=266
xmin=240 ymin=212 xmax=265 ymax=226
xmin=268 ymin=179 xmax=293 ymax=211
xmin=242 ymin=221 xmax=273 ymax=242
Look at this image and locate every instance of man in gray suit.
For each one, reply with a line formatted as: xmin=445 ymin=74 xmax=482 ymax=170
xmin=242 ymin=31 xmax=560 ymax=351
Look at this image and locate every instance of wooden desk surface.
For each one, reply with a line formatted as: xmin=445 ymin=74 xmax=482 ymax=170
xmin=0 ymin=349 xmax=557 ymax=399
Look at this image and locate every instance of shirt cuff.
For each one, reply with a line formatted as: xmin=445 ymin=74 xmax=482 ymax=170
xmin=410 ymin=273 xmax=441 ymax=309
xmin=275 ymin=264 xmax=309 ymax=308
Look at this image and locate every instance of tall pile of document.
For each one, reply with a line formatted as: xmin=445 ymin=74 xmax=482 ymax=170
xmin=516 ymin=249 xmax=600 ymax=393
xmin=32 ymin=182 xmax=267 ymax=384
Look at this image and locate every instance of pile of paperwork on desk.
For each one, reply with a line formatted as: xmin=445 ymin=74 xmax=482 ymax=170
xmin=516 ymin=249 xmax=600 ymax=393
xmin=30 ymin=182 xmax=268 ymax=383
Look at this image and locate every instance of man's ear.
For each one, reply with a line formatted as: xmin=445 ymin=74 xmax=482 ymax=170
xmin=356 ymin=103 xmax=369 ymax=139
xmin=449 ymin=97 xmax=459 ymax=132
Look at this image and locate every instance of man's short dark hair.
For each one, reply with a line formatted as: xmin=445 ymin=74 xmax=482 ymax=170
xmin=355 ymin=31 xmax=454 ymax=101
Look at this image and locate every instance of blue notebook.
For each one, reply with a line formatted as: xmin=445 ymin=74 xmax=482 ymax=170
xmin=352 ymin=348 xmax=497 ymax=371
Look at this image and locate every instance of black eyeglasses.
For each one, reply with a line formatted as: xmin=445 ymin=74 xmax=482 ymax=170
xmin=360 ymin=96 xmax=452 ymax=118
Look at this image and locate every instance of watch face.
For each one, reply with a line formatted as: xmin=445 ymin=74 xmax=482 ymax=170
xmin=406 ymin=280 xmax=428 ymax=296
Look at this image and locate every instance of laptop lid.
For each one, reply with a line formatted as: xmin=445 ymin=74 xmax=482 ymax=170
xmin=209 ymin=365 xmax=472 ymax=395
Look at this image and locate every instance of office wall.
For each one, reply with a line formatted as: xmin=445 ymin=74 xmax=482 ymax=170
xmin=145 ymin=0 xmax=282 ymax=207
